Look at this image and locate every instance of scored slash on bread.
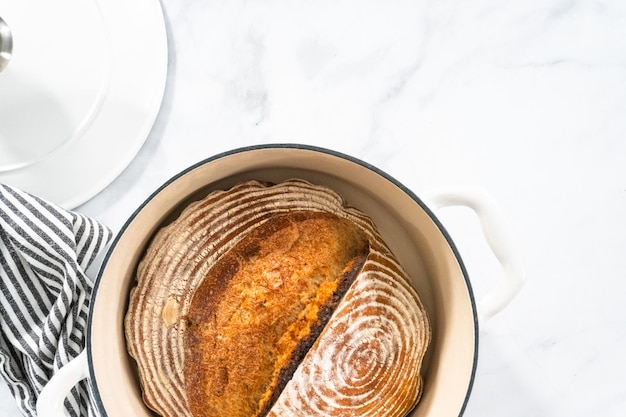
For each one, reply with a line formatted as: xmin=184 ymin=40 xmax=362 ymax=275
xmin=124 ymin=179 xmax=431 ymax=417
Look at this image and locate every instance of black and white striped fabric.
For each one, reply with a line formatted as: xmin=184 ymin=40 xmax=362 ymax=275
xmin=0 ymin=184 xmax=112 ymax=417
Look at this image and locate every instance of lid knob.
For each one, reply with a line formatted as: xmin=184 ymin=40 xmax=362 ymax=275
xmin=0 ymin=16 xmax=13 ymax=72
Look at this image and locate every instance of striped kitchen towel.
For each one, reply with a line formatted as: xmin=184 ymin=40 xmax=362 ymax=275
xmin=0 ymin=184 xmax=112 ymax=417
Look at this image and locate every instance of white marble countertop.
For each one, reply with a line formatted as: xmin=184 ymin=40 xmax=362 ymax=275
xmin=2 ymin=0 xmax=626 ymax=416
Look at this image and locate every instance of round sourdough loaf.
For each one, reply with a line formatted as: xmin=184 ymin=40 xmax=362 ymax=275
xmin=124 ymin=179 xmax=431 ymax=417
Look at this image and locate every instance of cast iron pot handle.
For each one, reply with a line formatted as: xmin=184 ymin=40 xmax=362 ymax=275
xmin=424 ymin=187 xmax=525 ymax=323
xmin=36 ymin=350 xmax=88 ymax=417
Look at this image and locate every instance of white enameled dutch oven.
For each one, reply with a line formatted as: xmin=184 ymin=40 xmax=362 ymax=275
xmin=37 ymin=144 xmax=524 ymax=417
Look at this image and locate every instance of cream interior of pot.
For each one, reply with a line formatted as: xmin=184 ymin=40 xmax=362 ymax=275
xmin=89 ymin=147 xmax=477 ymax=417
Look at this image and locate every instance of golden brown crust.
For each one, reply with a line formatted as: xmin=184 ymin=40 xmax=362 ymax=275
xmin=184 ymin=211 xmax=368 ymax=417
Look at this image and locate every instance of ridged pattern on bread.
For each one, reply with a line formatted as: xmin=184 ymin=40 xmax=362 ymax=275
xmin=124 ymin=179 xmax=430 ymax=417
xmin=267 ymin=242 xmax=429 ymax=416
